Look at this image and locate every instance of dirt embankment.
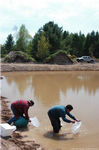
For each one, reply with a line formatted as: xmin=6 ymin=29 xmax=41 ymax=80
xmin=1 ymin=62 xmax=99 ymax=72
xmin=0 ymin=96 xmax=44 ymax=150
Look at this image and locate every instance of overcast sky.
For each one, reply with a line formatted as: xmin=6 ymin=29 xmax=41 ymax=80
xmin=0 ymin=0 xmax=99 ymax=44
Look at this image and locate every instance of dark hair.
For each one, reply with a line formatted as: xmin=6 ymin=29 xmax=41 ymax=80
xmin=29 ymin=100 xmax=34 ymax=106
xmin=66 ymin=104 xmax=73 ymax=111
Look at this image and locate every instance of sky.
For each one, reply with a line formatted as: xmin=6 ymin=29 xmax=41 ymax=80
xmin=0 ymin=0 xmax=99 ymax=44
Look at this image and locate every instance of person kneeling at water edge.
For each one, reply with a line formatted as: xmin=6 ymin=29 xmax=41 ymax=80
xmin=48 ymin=104 xmax=80 ymax=133
xmin=8 ymin=99 xmax=34 ymax=125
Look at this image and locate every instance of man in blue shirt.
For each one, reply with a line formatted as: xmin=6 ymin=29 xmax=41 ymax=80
xmin=48 ymin=104 xmax=79 ymax=133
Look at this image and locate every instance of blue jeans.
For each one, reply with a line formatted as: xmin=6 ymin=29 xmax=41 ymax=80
xmin=7 ymin=106 xmax=17 ymax=124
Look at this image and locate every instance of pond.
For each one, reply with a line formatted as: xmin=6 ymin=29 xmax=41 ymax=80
xmin=1 ymin=71 xmax=99 ymax=150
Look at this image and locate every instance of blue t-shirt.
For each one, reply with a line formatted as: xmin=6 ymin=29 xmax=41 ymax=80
xmin=49 ymin=105 xmax=76 ymax=123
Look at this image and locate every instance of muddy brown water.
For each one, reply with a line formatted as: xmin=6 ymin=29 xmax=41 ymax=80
xmin=1 ymin=71 xmax=99 ymax=150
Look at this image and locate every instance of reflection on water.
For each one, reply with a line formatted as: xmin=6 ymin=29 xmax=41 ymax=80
xmin=1 ymin=71 xmax=99 ymax=104
xmin=44 ymin=131 xmax=74 ymax=141
xmin=1 ymin=71 xmax=99 ymax=150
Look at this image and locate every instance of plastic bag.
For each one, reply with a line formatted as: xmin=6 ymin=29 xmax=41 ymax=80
xmin=72 ymin=121 xmax=82 ymax=134
xmin=30 ymin=117 xmax=40 ymax=127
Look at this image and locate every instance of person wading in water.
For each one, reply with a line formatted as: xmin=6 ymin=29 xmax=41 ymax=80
xmin=48 ymin=104 xmax=80 ymax=133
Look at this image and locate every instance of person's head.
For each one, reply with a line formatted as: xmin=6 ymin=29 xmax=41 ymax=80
xmin=28 ymin=100 xmax=34 ymax=106
xmin=66 ymin=104 xmax=73 ymax=113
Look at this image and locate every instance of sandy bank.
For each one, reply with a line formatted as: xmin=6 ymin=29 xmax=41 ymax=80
xmin=1 ymin=62 xmax=99 ymax=72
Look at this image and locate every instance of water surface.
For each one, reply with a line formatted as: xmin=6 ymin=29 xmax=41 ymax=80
xmin=1 ymin=71 xmax=99 ymax=150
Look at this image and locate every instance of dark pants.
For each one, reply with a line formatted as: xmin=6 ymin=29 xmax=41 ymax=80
xmin=8 ymin=105 xmax=22 ymax=124
xmin=48 ymin=111 xmax=61 ymax=133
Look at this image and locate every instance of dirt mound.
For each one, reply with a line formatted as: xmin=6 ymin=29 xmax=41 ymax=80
xmin=45 ymin=50 xmax=73 ymax=65
xmin=3 ymin=51 xmax=34 ymax=63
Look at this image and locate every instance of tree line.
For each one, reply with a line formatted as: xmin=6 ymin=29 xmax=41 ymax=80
xmin=1 ymin=21 xmax=99 ymax=62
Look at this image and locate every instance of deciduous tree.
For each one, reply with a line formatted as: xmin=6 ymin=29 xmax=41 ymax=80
xmin=37 ymin=32 xmax=50 ymax=61
xmin=16 ymin=24 xmax=32 ymax=52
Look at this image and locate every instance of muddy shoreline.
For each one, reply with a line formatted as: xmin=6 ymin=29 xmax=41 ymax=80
xmin=1 ymin=62 xmax=99 ymax=72
xmin=0 ymin=96 xmax=44 ymax=150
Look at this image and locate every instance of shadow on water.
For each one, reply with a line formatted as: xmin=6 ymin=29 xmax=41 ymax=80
xmin=16 ymin=126 xmax=29 ymax=132
xmin=43 ymin=131 xmax=74 ymax=141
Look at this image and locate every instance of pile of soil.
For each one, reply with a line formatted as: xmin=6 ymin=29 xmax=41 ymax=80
xmin=0 ymin=96 xmax=44 ymax=150
xmin=45 ymin=51 xmax=73 ymax=65
xmin=3 ymin=51 xmax=34 ymax=63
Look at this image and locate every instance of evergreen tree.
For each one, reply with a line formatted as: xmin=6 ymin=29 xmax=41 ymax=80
xmin=32 ymin=21 xmax=63 ymax=60
xmin=83 ymin=33 xmax=90 ymax=56
xmin=32 ymin=33 xmax=41 ymax=59
xmin=62 ymin=31 xmax=69 ymax=40
xmin=94 ymin=40 xmax=99 ymax=58
xmin=43 ymin=21 xmax=63 ymax=53
xmin=1 ymin=45 xmax=6 ymax=57
xmin=5 ymin=34 xmax=14 ymax=54
xmin=1 ymin=22 xmax=99 ymax=60
xmin=61 ymin=33 xmax=72 ymax=54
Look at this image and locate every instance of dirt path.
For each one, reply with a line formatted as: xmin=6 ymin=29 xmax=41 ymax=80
xmin=1 ymin=62 xmax=99 ymax=72
xmin=0 ymin=96 xmax=44 ymax=150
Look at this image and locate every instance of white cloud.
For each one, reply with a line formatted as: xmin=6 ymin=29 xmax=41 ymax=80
xmin=0 ymin=0 xmax=99 ymax=44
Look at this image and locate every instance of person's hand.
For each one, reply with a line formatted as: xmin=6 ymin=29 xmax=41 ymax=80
xmin=71 ymin=121 xmax=75 ymax=123
xmin=28 ymin=119 xmax=31 ymax=122
xmin=76 ymin=120 xmax=81 ymax=122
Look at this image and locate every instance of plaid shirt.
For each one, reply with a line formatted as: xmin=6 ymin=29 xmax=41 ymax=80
xmin=11 ymin=100 xmax=30 ymax=120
